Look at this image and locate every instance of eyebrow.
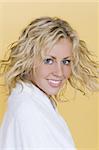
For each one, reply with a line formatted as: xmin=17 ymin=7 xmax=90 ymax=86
xmin=46 ymin=56 xmax=72 ymax=59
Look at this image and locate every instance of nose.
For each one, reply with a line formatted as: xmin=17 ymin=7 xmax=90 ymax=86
xmin=53 ymin=62 xmax=63 ymax=77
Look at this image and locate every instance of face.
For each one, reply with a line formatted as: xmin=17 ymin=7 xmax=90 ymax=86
xmin=31 ymin=38 xmax=72 ymax=96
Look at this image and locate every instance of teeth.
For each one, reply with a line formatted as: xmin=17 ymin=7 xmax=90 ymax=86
xmin=48 ymin=79 xmax=63 ymax=88
xmin=48 ymin=79 xmax=62 ymax=87
xmin=49 ymin=80 xmax=61 ymax=84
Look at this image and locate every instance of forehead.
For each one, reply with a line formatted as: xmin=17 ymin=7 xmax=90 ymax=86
xmin=46 ymin=38 xmax=72 ymax=58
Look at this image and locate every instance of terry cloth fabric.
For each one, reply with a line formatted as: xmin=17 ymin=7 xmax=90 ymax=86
xmin=0 ymin=81 xmax=76 ymax=150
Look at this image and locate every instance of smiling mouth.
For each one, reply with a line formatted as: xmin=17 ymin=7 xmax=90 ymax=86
xmin=48 ymin=79 xmax=62 ymax=87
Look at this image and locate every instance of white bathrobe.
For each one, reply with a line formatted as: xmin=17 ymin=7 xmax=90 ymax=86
xmin=0 ymin=81 xmax=76 ymax=150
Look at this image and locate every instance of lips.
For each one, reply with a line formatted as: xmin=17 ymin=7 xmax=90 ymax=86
xmin=48 ymin=79 xmax=62 ymax=87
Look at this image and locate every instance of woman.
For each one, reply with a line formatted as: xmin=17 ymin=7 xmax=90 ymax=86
xmin=0 ymin=16 xmax=99 ymax=149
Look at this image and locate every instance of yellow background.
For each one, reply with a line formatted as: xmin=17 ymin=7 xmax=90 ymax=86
xmin=0 ymin=1 xmax=99 ymax=150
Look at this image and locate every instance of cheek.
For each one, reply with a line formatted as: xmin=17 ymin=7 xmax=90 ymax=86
xmin=64 ymin=66 xmax=72 ymax=79
xmin=35 ymin=65 xmax=51 ymax=77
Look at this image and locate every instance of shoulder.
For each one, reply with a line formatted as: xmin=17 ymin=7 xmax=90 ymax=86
xmin=9 ymin=82 xmax=32 ymax=100
xmin=7 ymin=82 xmax=41 ymax=119
xmin=15 ymin=98 xmax=42 ymax=123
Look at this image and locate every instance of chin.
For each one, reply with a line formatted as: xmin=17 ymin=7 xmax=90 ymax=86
xmin=46 ymin=89 xmax=59 ymax=96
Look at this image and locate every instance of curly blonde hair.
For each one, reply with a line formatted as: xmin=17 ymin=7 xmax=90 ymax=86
xmin=0 ymin=16 xmax=99 ymax=97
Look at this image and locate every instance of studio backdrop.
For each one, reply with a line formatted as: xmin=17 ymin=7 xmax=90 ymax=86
xmin=0 ymin=1 xmax=98 ymax=150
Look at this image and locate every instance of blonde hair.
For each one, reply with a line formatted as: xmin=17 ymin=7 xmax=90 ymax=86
xmin=0 ymin=16 xmax=99 ymax=97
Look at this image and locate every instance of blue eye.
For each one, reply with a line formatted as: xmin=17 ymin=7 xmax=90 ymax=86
xmin=62 ymin=59 xmax=71 ymax=65
xmin=43 ymin=58 xmax=53 ymax=65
